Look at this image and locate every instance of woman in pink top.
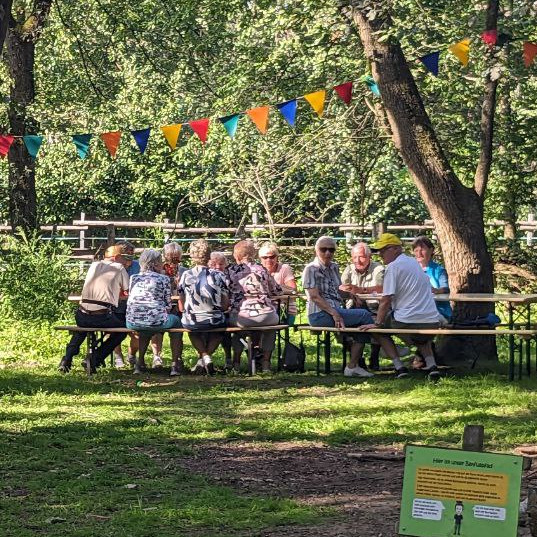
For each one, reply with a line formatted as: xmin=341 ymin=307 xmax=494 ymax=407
xmin=258 ymin=242 xmax=297 ymax=325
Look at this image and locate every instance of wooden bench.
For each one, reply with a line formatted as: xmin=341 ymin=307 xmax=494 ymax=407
xmin=55 ymin=325 xmax=289 ymax=376
xmin=298 ymin=326 xmax=537 ymax=379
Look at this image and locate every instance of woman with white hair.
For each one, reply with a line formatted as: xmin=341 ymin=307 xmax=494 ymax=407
xmin=126 ymin=249 xmax=185 ymax=375
xmin=178 ymin=240 xmax=229 ymax=375
xmin=149 ymin=241 xmax=186 ymax=368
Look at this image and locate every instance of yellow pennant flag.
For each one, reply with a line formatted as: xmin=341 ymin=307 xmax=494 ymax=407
xmin=304 ymin=90 xmax=326 ymax=117
xmin=160 ymin=124 xmax=182 ymax=150
xmin=448 ymin=39 xmax=470 ymax=67
xmin=246 ymin=106 xmax=270 ymax=134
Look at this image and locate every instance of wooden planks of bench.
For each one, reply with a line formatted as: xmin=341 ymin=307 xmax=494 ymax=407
xmin=55 ymin=325 xmax=289 ymax=333
xmin=298 ymin=326 xmax=537 ymax=336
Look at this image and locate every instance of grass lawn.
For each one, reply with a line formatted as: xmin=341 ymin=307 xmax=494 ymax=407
xmin=1 ymin=322 xmax=537 ymax=536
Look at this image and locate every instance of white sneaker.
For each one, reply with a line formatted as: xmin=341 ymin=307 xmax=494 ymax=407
xmin=344 ymin=365 xmax=374 ymax=378
xmin=191 ymin=358 xmax=204 ymax=374
xmin=114 ymin=356 xmax=125 ymax=368
xmin=152 ymin=355 xmax=164 ymax=368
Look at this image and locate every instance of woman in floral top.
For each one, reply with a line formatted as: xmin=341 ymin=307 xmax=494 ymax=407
xmin=228 ymin=240 xmax=281 ymax=372
xmin=126 ymin=249 xmax=185 ymax=376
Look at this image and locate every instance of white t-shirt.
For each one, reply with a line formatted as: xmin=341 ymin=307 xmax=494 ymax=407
xmin=383 ymin=254 xmax=439 ymax=323
xmin=80 ymin=260 xmax=129 ymax=311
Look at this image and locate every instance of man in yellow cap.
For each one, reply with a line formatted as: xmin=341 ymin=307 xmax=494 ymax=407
xmin=360 ymin=233 xmax=441 ymax=379
xmin=58 ymin=244 xmax=130 ymax=373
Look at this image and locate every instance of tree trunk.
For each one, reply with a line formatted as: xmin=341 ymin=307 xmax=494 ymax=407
xmin=0 ymin=0 xmax=12 ymax=54
xmin=345 ymin=5 xmax=497 ymax=363
xmin=5 ymin=28 xmax=38 ymax=231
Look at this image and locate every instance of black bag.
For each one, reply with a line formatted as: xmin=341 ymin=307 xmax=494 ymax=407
xmin=282 ymin=333 xmax=306 ymax=373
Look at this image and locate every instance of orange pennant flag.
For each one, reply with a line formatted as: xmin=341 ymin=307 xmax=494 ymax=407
xmin=246 ymin=106 xmax=270 ymax=134
xmin=161 ymin=124 xmax=182 ymax=150
xmin=100 ymin=131 xmax=121 ymax=158
xmin=523 ymin=42 xmax=537 ymax=68
xmin=304 ymin=90 xmax=326 ymax=117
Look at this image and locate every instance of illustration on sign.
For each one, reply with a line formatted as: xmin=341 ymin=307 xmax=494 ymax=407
xmin=399 ymin=445 xmax=522 ymax=537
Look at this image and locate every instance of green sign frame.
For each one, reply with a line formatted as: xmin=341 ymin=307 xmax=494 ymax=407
xmin=399 ymin=445 xmax=522 ymax=537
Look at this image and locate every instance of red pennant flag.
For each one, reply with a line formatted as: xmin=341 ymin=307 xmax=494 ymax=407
xmin=333 ymin=82 xmax=353 ymax=105
xmin=481 ymin=29 xmax=497 ymax=48
xmin=100 ymin=131 xmax=121 ymax=158
xmin=524 ymin=42 xmax=537 ymax=67
xmin=188 ymin=119 xmax=210 ymax=144
xmin=0 ymin=135 xmax=15 ymax=158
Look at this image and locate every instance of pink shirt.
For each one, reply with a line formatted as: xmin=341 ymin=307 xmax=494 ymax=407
xmin=272 ymin=263 xmax=297 ymax=315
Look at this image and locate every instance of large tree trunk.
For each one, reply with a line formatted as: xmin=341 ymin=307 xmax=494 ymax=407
xmin=5 ymin=29 xmax=38 ymax=231
xmin=345 ymin=5 xmax=497 ymax=363
xmin=0 ymin=0 xmax=12 ymax=54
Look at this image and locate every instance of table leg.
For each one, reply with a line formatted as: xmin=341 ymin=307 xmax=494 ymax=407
xmin=324 ymin=331 xmax=331 ymax=375
xmin=87 ymin=332 xmax=97 ymax=376
xmin=527 ymin=304 xmax=531 ymax=377
xmin=508 ymin=303 xmax=515 ymax=381
xmin=519 ymin=338 xmax=523 ymax=380
xmin=316 ymin=333 xmax=320 ymax=376
xmin=342 ymin=338 xmax=347 ymax=373
xmin=277 ymin=326 xmax=282 ymax=372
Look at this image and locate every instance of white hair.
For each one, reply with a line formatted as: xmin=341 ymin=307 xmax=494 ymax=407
xmin=351 ymin=242 xmax=371 ymax=256
xmin=163 ymin=242 xmax=182 ymax=255
xmin=139 ymin=249 xmax=162 ymax=272
xmin=210 ymin=251 xmax=227 ymax=262
xmin=315 ymin=236 xmax=336 ymax=248
xmin=259 ymin=242 xmax=279 ymax=256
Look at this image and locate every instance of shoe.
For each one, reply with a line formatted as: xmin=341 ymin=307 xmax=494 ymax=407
xmin=133 ymin=362 xmax=147 ymax=375
xmin=423 ymin=365 xmax=441 ymax=380
xmin=202 ymin=355 xmax=215 ymax=376
xmin=395 ymin=367 xmax=409 ymax=379
xmin=115 ymin=357 xmax=125 ymax=368
xmin=344 ymin=365 xmax=374 ymax=378
xmin=152 ymin=355 xmax=164 ymax=368
xmin=127 ymin=354 xmax=136 ymax=366
xmin=191 ymin=358 xmax=205 ymax=375
xmin=58 ymin=358 xmax=71 ymax=373
xmin=170 ymin=361 xmax=187 ymax=376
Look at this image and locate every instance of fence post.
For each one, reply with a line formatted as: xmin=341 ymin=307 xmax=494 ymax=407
xmin=79 ymin=212 xmax=85 ymax=250
xmin=106 ymin=223 xmax=115 ymax=246
xmin=372 ymin=222 xmax=386 ymax=240
xmin=527 ymin=211 xmax=535 ymax=246
xmin=163 ymin=218 xmax=169 ymax=243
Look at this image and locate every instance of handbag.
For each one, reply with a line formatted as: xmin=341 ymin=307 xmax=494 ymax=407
xmin=282 ymin=331 xmax=306 ymax=373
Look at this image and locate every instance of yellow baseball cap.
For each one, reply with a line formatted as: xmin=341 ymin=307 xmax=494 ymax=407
xmin=370 ymin=233 xmax=402 ymax=251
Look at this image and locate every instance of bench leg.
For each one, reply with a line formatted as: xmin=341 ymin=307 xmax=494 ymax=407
xmin=508 ymin=304 xmax=515 ymax=381
xmin=247 ymin=335 xmax=254 ymax=376
xmin=324 ymin=331 xmax=331 ymax=375
xmin=342 ymin=338 xmax=347 ymax=373
xmin=86 ymin=333 xmax=97 ymax=376
xmin=316 ymin=333 xmax=320 ymax=376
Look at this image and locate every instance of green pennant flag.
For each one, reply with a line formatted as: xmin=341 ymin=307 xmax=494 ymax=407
xmin=23 ymin=135 xmax=44 ymax=160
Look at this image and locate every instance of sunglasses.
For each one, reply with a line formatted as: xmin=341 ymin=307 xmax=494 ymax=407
xmin=261 ymin=255 xmax=277 ymax=260
xmin=319 ymin=247 xmax=336 ymax=253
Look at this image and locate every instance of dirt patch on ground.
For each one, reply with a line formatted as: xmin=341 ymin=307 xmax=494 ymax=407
xmin=181 ymin=442 xmax=405 ymax=536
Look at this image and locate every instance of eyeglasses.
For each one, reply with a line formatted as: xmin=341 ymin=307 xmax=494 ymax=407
xmin=261 ymin=255 xmax=277 ymax=260
xmin=319 ymin=247 xmax=336 ymax=253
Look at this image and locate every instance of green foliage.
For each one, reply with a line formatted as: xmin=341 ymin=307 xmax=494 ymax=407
xmin=0 ymin=232 xmax=80 ymax=321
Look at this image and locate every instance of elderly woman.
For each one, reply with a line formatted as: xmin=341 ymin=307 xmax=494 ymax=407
xmin=228 ymin=240 xmax=282 ymax=372
xmin=126 ymin=249 xmax=185 ymax=376
xmin=412 ymin=236 xmax=452 ymax=322
xmin=178 ymin=240 xmax=229 ymax=375
xmin=150 ymin=242 xmax=186 ymax=368
xmin=258 ymin=242 xmax=297 ymax=325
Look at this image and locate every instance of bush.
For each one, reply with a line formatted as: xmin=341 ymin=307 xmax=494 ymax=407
xmin=0 ymin=232 xmax=81 ymax=321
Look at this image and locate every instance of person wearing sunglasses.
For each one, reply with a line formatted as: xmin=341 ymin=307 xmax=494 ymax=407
xmin=258 ymin=242 xmax=297 ymax=325
xmin=358 ymin=233 xmax=441 ymax=379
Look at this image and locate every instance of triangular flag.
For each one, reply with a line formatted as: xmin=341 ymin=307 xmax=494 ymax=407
xmin=246 ymin=106 xmax=270 ymax=134
xmin=23 ymin=135 xmax=43 ymax=159
xmin=100 ymin=131 xmax=121 ymax=158
xmin=276 ymin=100 xmax=297 ymax=127
xmin=72 ymin=134 xmax=92 ymax=159
xmin=449 ymin=38 xmax=470 ymax=67
xmin=364 ymin=76 xmax=380 ymax=96
xmin=160 ymin=124 xmax=182 ymax=150
xmin=188 ymin=119 xmax=210 ymax=144
xmin=131 ymin=128 xmax=151 ymax=154
xmin=419 ymin=51 xmax=440 ymax=76
xmin=304 ymin=90 xmax=326 ymax=117
xmin=0 ymin=135 xmax=14 ymax=158
xmin=523 ymin=42 xmax=537 ymax=68
xmin=218 ymin=114 xmax=240 ymax=138
xmin=481 ymin=29 xmax=497 ymax=48
xmin=333 ymin=82 xmax=353 ymax=105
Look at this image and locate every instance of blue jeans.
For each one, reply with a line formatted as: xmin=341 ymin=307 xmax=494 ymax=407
xmin=309 ymin=307 xmax=372 ymax=343
xmin=127 ymin=313 xmax=182 ymax=335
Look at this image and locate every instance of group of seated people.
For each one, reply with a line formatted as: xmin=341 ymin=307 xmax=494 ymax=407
xmin=58 ymin=232 xmax=450 ymax=379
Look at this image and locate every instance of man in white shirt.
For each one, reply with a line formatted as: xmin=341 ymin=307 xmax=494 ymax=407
xmin=58 ymin=245 xmax=130 ymax=373
xmin=360 ymin=233 xmax=440 ymax=379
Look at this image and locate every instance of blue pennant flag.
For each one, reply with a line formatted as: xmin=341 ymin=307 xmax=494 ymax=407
xmin=72 ymin=134 xmax=92 ymax=159
xmin=23 ymin=135 xmax=43 ymax=160
xmin=419 ymin=51 xmax=440 ymax=76
xmin=364 ymin=76 xmax=380 ymax=96
xmin=218 ymin=114 xmax=241 ymax=138
xmin=131 ymin=128 xmax=151 ymax=154
xmin=276 ymin=99 xmax=297 ymax=127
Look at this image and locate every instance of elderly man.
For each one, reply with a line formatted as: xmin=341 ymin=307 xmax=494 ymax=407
xmin=359 ymin=233 xmax=441 ymax=379
xmin=303 ymin=236 xmax=408 ymax=378
xmin=58 ymin=244 xmax=130 ymax=373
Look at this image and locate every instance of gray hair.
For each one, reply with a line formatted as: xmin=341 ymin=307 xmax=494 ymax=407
xmin=210 ymin=251 xmax=227 ymax=262
xmin=189 ymin=239 xmax=211 ymax=266
xmin=163 ymin=242 xmax=182 ymax=256
xmin=315 ymin=236 xmax=336 ymax=249
xmin=351 ymin=242 xmax=371 ymax=256
xmin=259 ymin=241 xmax=279 ymax=257
xmin=139 ymin=249 xmax=163 ymax=272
